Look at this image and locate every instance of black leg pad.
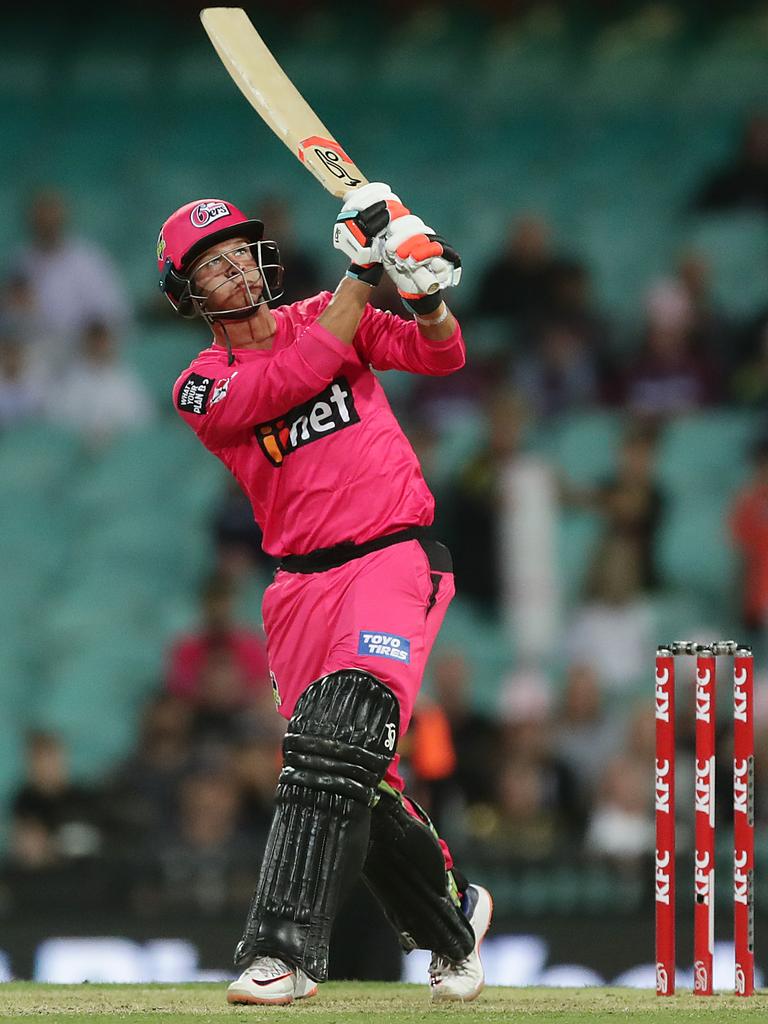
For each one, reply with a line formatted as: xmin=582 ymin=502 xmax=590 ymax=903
xmin=363 ymin=789 xmax=475 ymax=961
xmin=234 ymin=670 xmax=399 ymax=981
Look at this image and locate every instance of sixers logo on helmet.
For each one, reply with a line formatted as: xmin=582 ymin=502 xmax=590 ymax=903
xmin=190 ymin=200 xmax=231 ymax=228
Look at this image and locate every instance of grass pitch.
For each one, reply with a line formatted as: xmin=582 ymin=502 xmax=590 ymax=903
xmin=0 ymin=983 xmax=766 ymax=1023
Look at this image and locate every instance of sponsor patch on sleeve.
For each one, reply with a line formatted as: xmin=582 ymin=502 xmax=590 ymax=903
xmin=210 ymin=372 xmax=236 ymax=407
xmin=177 ymin=372 xmax=214 ymax=415
xmin=357 ymin=631 xmax=411 ymax=664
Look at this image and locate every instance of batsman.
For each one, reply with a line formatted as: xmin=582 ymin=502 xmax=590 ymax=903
xmin=159 ymin=183 xmax=492 ymax=1005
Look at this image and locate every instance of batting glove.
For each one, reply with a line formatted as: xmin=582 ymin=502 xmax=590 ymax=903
xmin=333 ymin=181 xmax=432 ymax=267
xmin=384 ymin=234 xmax=462 ymax=314
xmin=345 ymin=261 xmax=384 ymax=287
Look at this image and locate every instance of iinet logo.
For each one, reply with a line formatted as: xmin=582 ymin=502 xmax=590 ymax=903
xmin=254 ymin=377 xmax=359 ymax=467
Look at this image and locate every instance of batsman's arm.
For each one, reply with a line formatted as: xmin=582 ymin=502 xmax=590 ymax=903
xmin=353 ymin=303 xmax=465 ymax=377
xmin=317 ymin=276 xmax=377 ymax=347
xmin=173 ymin=278 xmax=379 ymax=444
xmin=409 ymin=300 xmax=457 ymax=343
xmin=174 ymin=326 xmax=347 ymax=445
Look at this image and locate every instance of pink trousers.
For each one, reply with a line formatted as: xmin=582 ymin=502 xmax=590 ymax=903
xmin=262 ymin=537 xmax=455 ymax=868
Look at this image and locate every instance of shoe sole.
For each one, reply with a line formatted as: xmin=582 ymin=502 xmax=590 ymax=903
xmin=431 ymin=886 xmax=494 ymax=1004
xmin=227 ymin=992 xmax=293 ymax=1006
xmin=227 ymin=985 xmax=318 ymax=1006
xmin=227 ymin=987 xmax=317 ymax=1003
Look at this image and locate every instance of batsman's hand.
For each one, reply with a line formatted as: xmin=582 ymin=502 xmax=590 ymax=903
xmin=383 ymin=234 xmax=462 ymax=315
xmin=333 ymin=181 xmax=432 ymax=267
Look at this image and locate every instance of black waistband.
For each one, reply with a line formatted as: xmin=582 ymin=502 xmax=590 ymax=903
xmin=279 ymin=526 xmax=432 ymax=574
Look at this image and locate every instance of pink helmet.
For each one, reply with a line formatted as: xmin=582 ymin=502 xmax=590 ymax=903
xmin=157 ymin=199 xmax=265 ymax=314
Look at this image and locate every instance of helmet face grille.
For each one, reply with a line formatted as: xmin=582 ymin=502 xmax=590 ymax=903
xmin=164 ymin=240 xmax=284 ymax=320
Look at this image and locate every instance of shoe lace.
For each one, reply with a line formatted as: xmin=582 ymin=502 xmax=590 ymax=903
xmin=429 ymin=952 xmax=470 ymax=981
xmin=249 ymin=955 xmax=290 ymax=978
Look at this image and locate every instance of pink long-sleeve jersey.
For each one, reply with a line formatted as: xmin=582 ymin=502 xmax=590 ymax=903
xmin=173 ymin=291 xmax=465 ymax=557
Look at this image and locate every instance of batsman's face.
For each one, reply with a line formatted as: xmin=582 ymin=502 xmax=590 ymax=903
xmin=191 ymin=236 xmax=263 ymax=311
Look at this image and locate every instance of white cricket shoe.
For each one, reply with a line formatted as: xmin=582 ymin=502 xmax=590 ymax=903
xmin=429 ymin=884 xmax=493 ymax=1003
xmin=226 ymin=955 xmax=318 ymax=1005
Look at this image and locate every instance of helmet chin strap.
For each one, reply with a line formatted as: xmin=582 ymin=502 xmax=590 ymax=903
xmin=203 ymin=306 xmax=263 ymax=366
xmin=219 ymin=320 xmax=235 ymax=367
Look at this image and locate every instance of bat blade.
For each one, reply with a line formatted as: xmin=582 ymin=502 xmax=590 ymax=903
xmin=200 ymin=7 xmax=367 ymax=198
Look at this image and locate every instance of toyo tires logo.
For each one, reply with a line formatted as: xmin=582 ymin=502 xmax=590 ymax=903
xmin=190 ymin=201 xmax=230 ymax=228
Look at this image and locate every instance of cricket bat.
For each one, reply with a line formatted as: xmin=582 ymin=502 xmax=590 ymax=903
xmin=200 ymin=7 xmax=368 ymax=199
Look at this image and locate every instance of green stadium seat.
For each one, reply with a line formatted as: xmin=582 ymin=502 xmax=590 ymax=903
xmin=550 ymin=411 xmax=622 ymax=484
xmin=656 ymin=492 xmax=737 ymax=603
xmin=0 ymin=53 xmax=47 ymax=99
xmin=656 ymin=412 xmax=755 ymax=497
xmin=682 ymin=216 xmax=768 ymax=316
xmin=0 ymin=424 xmax=82 ymax=496
xmin=38 ymin=650 xmax=154 ymax=778
xmin=125 ymin=327 xmax=204 ymax=409
xmin=430 ymin=596 xmax=513 ymax=712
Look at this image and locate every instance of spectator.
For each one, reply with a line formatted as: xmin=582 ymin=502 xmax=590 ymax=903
xmin=564 ymin=425 xmax=664 ymax=590
xmin=409 ymin=358 xmax=493 ymax=435
xmin=546 ymin=258 xmax=612 ymax=356
xmin=729 ymin=438 xmax=768 ymax=632
xmin=584 ymin=754 xmax=654 ymax=867
xmin=443 ymin=389 xmax=529 ymax=613
xmin=10 ymin=732 xmax=105 ymax=861
xmin=397 ymin=696 xmax=456 ymax=824
xmin=253 ymin=196 xmax=324 ymax=304
xmin=514 ymin=319 xmax=599 ymax=418
xmin=190 ymin=648 xmax=274 ymax=753
xmin=5 ymin=816 xmax=59 ymax=870
xmin=0 ymin=272 xmax=46 ymax=348
xmin=693 ymin=112 xmax=768 ymax=213
xmin=621 ymin=279 xmax=721 ymax=417
xmin=473 ymin=214 xmax=566 ymax=323
xmin=152 ymin=765 xmax=252 ymax=914
xmin=211 ymin=476 xmax=277 ymax=582
xmin=469 ymin=669 xmax=583 ymax=861
xmin=15 ymin=189 xmax=130 ymax=362
xmin=430 ymin=649 xmax=501 ymax=807
xmin=231 ymin=717 xmax=284 ymax=844
xmin=675 ymin=249 xmax=733 ymax=361
xmin=166 ymin=573 xmax=270 ymax=708
xmin=106 ymin=694 xmax=193 ymax=845
xmin=553 ymin=663 xmax=623 ymax=801
xmin=731 ymin=323 xmax=768 ymax=406
xmin=0 ymin=337 xmax=47 ymax=427
xmin=565 ymin=536 xmax=654 ymax=694
xmin=44 ymin=320 xmax=154 ymax=445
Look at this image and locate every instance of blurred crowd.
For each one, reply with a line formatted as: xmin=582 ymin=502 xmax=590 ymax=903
xmin=3 ymin=111 xmax=768 ymax=915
